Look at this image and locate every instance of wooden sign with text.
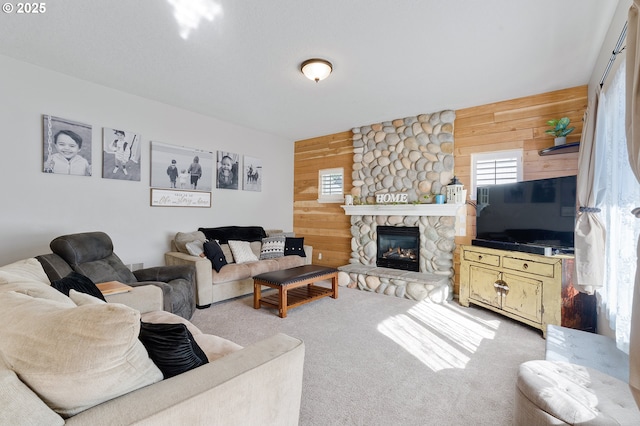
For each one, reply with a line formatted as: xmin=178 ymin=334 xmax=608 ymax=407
xmin=150 ymin=189 xmax=211 ymax=207
xmin=376 ymin=193 xmax=408 ymax=204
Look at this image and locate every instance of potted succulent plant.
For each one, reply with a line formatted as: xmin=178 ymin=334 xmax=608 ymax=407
xmin=545 ymin=117 xmax=575 ymax=146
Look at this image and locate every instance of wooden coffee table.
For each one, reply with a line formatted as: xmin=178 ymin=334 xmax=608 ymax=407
xmin=253 ymin=265 xmax=339 ymax=318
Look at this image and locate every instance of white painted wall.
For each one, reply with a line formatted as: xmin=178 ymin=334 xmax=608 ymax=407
xmin=0 ymin=55 xmax=294 ymax=268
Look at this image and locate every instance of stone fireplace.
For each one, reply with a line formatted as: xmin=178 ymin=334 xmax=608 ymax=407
xmin=348 ymin=212 xmax=456 ymax=274
xmin=338 ymin=110 xmax=459 ymax=303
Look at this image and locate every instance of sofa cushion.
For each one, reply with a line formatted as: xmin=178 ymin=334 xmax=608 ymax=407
xmin=49 ymin=233 xmax=139 ymax=284
xmin=260 ymin=236 xmax=286 ymax=260
xmin=284 ymin=237 xmax=306 ymax=257
xmin=138 ymin=322 xmax=208 ymax=379
xmin=0 ymin=291 xmax=162 ymax=418
xmin=50 ymin=271 xmax=106 ymax=302
xmin=211 ymin=263 xmax=252 ymax=284
xmin=198 ymin=226 xmax=267 ymax=244
xmin=220 ymin=243 xmax=235 ymax=263
xmin=140 ymin=309 xmax=204 ymax=336
xmin=228 ymin=240 xmax=259 ymax=264
xmin=247 ymin=259 xmax=280 ymax=277
xmin=68 ymin=289 xmax=105 ymax=306
xmin=185 ymin=240 xmax=205 ymax=257
xmin=174 ymin=231 xmax=207 ymax=254
xmin=274 ymin=255 xmax=307 ymax=269
xmin=140 ymin=310 xmax=243 ymax=362
xmin=71 ymin=256 xmax=139 ymax=286
xmin=250 ymin=241 xmax=262 ymax=258
xmin=0 ymin=278 xmax=76 ymax=306
xmin=0 ymin=354 xmax=65 ymax=426
xmin=203 ymin=240 xmax=228 ymax=272
xmin=0 ymin=263 xmax=76 ymax=307
xmin=0 ymin=258 xmax=51 ymax=285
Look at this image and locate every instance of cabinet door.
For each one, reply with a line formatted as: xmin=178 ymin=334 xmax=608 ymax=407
xmin=469 ymin=265 xmax=501 ymax=309
xmin=501 ymin=272 xmax=542 ymax=323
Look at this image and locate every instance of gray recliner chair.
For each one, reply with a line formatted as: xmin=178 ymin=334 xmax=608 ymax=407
xmin=36 ymin=231 xmax=196 ymax=319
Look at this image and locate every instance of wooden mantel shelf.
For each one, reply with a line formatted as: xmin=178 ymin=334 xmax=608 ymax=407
xmin=341 ymin=203 xmax=463 ymax=217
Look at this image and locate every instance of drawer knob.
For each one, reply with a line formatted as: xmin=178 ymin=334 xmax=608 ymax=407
xmin=523 ymin=263 xmax=528 ymax=270
xmin=478 ymin=255 xmax=483 ymax=260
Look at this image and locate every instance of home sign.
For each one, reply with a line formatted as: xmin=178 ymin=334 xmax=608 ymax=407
xmin=376 ymin=193 xmax=408 ymax=204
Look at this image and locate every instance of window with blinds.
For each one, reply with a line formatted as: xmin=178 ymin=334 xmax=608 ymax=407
xmin=471 ymin=149 xmax=522 ymax=199
xmin=318 ymin=168 xmax=344 ymax=203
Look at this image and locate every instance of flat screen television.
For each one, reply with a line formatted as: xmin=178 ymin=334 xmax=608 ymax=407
xmin=473 ymin=175 xmax=577 ymax=256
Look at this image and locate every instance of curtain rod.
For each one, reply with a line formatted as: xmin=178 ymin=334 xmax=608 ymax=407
xmin=599 ymin=21 xmax=628 ymax=88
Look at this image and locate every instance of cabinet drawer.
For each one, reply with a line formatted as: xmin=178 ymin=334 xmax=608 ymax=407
xmin=503 ymin=257 xmax=554 ymax=278
xmin=463 ymin=250 xmax=500 ymax=267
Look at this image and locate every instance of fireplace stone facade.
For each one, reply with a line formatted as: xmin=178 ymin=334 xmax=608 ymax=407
xmin=341 ymin=110 xmax=457 ymax=302
xmin=351 ymin=110 xmax=456 ymax=203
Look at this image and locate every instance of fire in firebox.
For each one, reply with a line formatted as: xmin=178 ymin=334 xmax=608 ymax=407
xmin=382 ymin=247 xmax=417 ymax=260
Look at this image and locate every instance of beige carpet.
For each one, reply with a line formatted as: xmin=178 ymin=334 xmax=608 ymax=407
xmin=190 ymin=285 xmax=545 ymax=425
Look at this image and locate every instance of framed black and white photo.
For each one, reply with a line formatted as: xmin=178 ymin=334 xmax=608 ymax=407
xmin=216 ymin=151 xmax=240 ymax=190
xmin=42 ymin=115 xmax=92 ymax=176
xmin=150 ymin=141 xmax=214 ymax=191
xmin=102 ymin=127 xmax=141 ymax=181
xmin=243 ymin=156 xmax=262 ymax=192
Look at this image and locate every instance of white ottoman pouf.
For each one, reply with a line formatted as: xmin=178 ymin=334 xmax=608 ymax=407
xmin=515 ymin=360 xmax=640 ymax=425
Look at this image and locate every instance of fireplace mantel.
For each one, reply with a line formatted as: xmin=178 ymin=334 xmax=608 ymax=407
xmin=341 ymin=203 xmax=462 ymax=217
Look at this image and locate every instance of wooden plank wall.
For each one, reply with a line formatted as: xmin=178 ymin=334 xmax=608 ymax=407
xmin=293 ymin=131 xmax=353 ymax=267
xmin=452 ymin=85 xmax=587 ymax=294
xmin=293 ymin=85 xmax=588 ymax=292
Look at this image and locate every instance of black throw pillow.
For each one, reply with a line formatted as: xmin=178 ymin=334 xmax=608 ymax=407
xmin=138 ymin=322 xmax=208 ymax=379
xmin=51 ymin=271 xmax=106 ymax=302
xmin=284 ymin=237 xmax=306 ymax=257
xmin=203 ymin=240 xmax=228 ymax=272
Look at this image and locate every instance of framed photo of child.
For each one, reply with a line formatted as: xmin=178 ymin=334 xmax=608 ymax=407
xmin=102 ymin=127 xmax=142 ymax=181
xmin=150 ymin=141 xmax=214 ymax=191
xmin=42 ymin=115 xmax=92 ymax=176
xmin=216 ymin=151 xmax=240 ymax=190
xmin=243 ymin=156 xmax=262 ymax=192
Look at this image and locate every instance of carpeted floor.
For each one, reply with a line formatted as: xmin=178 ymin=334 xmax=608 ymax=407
xmin=190 ymin=285 xmax=545 ymax=426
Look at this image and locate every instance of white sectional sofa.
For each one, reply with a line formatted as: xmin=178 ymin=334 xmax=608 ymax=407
xmin=0 ymin=257 xmax=305 ymax=425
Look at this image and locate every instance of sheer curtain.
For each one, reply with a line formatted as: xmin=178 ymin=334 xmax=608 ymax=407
xmin=597 ymin=56 xmax=640 ymax=352
xmin=626 ymin=0 xmax=640 ymax=406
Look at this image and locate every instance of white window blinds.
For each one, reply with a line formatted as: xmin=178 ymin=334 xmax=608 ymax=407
xmin=471 ymin=149 xmax=522 ymax=199
xmin=475 ymin=157 xmax=519 ymax=186
xmin=318 ymin=168 xmax=344 ymax=203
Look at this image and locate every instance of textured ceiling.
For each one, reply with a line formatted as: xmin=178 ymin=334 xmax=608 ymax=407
xmin=0 ymin=0 xmax=619 ymax=140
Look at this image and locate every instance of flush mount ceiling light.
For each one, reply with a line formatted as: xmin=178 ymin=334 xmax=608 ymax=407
xmin=300 ymin=58 xmax=333 ymax=82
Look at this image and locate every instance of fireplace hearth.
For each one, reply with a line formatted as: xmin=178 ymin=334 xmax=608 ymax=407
xmin=376 ymin=226 xmax=419 ymax=272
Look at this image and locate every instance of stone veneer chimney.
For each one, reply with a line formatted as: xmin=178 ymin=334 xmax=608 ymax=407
xmin=351 ymin=110 xmax=456 ymax=203
xmin=344 ymin=110 xmax=458 ymax=301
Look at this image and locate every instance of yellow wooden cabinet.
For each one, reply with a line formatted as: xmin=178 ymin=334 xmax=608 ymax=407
xmin=459 ymin=245 xmax=594 ymax=337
